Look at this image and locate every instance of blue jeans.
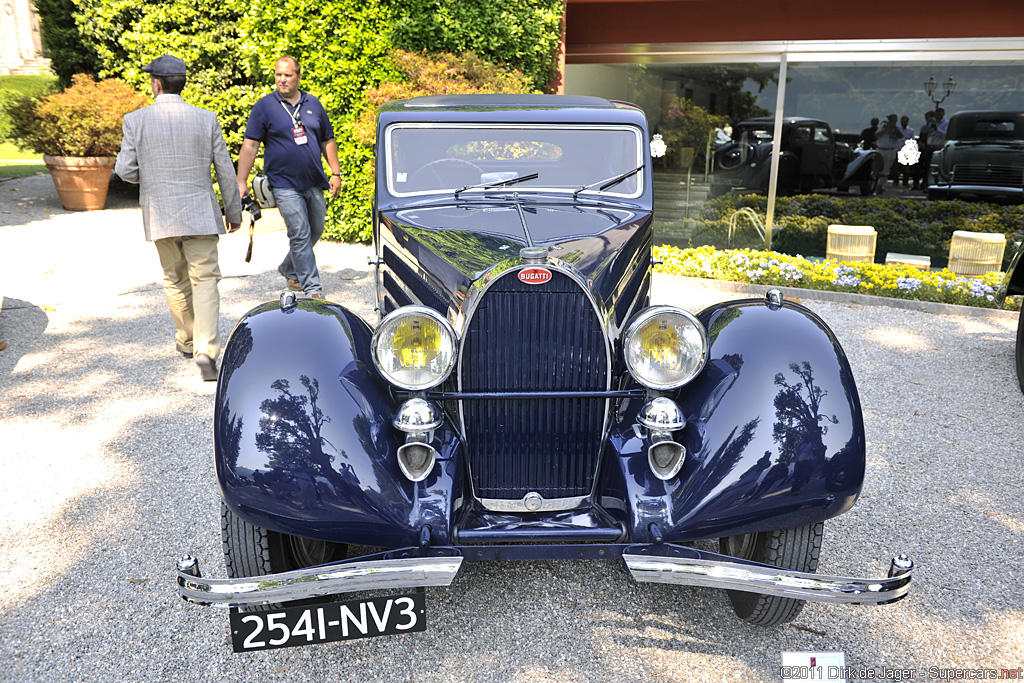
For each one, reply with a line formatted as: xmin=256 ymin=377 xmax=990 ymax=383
xmin=274 ymin=186 xmax=326 ymax=294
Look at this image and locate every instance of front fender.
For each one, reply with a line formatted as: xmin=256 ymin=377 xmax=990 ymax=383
xmin=602 ymin=297 xmax=864 ymax=542
xmin=999 ymin=239 xmax=1024 ymax=304
xmin=841 ymin=149 xmax=883 ymax=183
xmin=215 ymin=299 xmax=461 ymax=548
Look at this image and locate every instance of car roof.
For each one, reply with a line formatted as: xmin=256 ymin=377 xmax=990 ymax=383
xmin=738 ymin=117 xmax=827 ymax=127
xmin=380 ymin=94 xmax=619 ymax=112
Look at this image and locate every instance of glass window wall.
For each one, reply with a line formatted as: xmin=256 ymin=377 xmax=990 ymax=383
xmin=567 ymin=50 xmax=1024 ymax=259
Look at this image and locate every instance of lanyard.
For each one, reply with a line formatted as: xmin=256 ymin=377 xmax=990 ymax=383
xmin=278 ymin=95 xmax=304 ymax=128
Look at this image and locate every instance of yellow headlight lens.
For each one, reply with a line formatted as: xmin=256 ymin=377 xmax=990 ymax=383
xmin=373 ymin=307 xmax=456 ymax=389
xmin=624 ymin=307 xmax=708 ymax=390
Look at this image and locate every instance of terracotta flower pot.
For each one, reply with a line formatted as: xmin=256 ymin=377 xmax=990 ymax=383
xmin=43 ymin=155 xmax=117 ymax=211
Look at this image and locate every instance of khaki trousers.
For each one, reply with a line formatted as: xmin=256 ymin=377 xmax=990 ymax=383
xmin=154 ymin=235 xmax=221 ymax=360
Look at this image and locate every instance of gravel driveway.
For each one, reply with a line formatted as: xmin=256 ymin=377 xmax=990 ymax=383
xmin=1 ymin=174 xmax=1022 ymax=682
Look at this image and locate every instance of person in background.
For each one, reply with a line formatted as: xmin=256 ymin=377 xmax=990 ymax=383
xmin=874 ymin=114 xmax=902 ymax=192
xmin=916 ymin=111 xmax=937 ymax=190
xmin=235 ymin=55 xmax=341 ymax=300
xmin=859 ymin=117 xmax=879 ymax=150
xmin=896 ymin=115 xmax=916 ymax=188
xmin=114 ymin=54 xmax=242 ymax=382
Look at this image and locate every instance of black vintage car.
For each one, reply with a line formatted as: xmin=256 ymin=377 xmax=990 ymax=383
xmin=711 ymin=117 xmax=884 ymax=196
xmin=928 ymin=110 xmax=1024 ymax=202
xmin=999 ymin=239 xmax=1024 ymax=393
xmin=176 ymin=95 xmax=912 ymax=651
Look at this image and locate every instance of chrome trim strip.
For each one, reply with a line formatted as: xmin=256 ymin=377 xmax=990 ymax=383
xmin=623 ymin=552 xmax=913 ymax=606
xmin=480 ymin=495 xmax=588 ymax=513
xmin=176 ymin=556 xmax=463 ymax=608
xmin=934 ymin=184 xmax=1023 ymax=194
xmin=568 ymin=37 xmax=1024 ymax=63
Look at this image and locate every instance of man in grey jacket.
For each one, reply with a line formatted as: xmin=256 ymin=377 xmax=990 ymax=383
xmin=115 ymin=55 xmax=242 ymax=381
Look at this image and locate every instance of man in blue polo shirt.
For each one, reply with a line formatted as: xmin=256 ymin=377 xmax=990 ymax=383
xmin=236 ymin=55 xmax=341 ymax=299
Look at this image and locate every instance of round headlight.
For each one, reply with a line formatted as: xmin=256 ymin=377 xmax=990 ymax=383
xmin=624 ymin=306 xmax=708 ymax=390
xmin=372 ymin=306 xmax=457 ymax=390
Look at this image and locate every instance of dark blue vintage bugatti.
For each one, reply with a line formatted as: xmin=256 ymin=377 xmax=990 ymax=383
xmin=177 ymin=95 xmax=912 ymax=651
xmin=999 ymin=238 xmax=1024 ymax=393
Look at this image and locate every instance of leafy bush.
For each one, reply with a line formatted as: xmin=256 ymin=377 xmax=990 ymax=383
xmin=7 ymin=74 xmax=149 ymax=156
xmin=331 ymin=49 xmax=535 ymax=242
xmin=388 ymin=0 xmax=565 ymax=92
xmin=33 ymin=0 xmax=102 ymax=86
xmin=0 ymin=75 xmax=58 ymax=142
xmin=654 ymin=244 xmax=1019 ymax=311
xmin=37 ymin=0 xmax=565 ymax=241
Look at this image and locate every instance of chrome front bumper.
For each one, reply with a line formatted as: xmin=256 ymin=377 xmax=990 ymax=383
xmin=177 ymin=544 xmax=912 ymax=608
xmin=176 ymin=554 xmax=463 ymax=608
xmin=623 ymin=547 xmax=913 ymax=605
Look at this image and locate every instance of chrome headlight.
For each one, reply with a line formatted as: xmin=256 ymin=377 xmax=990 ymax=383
xmin=372 ymin=306 xmax=457 ymax=390
xmin=624 ymin=306 xmax=708 ymax=390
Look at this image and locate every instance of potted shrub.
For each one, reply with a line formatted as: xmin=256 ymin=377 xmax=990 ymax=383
xmin=6 ymin=74 xmax=149 ymax=210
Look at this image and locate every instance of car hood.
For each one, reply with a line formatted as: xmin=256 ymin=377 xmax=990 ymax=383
xmin=379 ymin=199 xmax=652 ymax=314
xmin=944 ymin=139 xmax=1024 ymax=164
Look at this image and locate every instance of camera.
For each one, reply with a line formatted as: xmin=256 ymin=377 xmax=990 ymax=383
xmin=241 ymin=193 xmax=261 ymax=222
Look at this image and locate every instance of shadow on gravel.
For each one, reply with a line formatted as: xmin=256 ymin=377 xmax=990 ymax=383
xmin=0 ymin=297 xmax=50 ymax=378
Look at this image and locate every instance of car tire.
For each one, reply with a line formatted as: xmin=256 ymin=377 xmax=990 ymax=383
xmin=858 ymin=169 xmax=879 ymax=195
xmin=1016 ymin=309 xmax=1024 ymax=394
xmin=718 ymin=521 xmax=823 ymax=626
xmin=221 ymin=501 xmax=348 ymax=581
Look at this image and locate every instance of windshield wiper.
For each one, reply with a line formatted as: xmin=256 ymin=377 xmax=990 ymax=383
xmin=573 ymin=164 xmax=644 ymax=200
xmin=455 ymin=173 xmax=539 ymax=199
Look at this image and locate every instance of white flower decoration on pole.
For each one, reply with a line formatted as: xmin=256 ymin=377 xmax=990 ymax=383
xmin=650 ymin=134 xmax=667 ymax=158
xmin=898 ymin=138 xmax=921 ymax=166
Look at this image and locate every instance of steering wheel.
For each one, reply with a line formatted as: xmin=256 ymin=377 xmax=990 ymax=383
xmin=410 ymin=158 xmax=484 ymax=190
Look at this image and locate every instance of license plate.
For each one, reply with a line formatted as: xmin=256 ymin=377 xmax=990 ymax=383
xmin=229 ymin=592 xmax=426 ymax=652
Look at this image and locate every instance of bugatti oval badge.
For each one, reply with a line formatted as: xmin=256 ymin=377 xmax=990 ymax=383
xmin=518 ymin=267 xmax=552 ymax=285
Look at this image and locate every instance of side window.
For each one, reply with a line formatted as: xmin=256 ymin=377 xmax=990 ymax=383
xmin=813 ymin=127 xmax=833 ymax=143
xmin=792 ymin=126 xmax=812 ymax=144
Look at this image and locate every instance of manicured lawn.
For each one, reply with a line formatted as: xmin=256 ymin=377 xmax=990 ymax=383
xmin=0 ymin=141 xmax=38 ymax=161
xmin=0 ymin=163 xmax=47 ymax=179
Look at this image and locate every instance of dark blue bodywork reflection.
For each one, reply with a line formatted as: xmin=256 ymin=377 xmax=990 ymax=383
xmin=599 ymin=299 xmax=864 ymax=543
xmin=216 ymin=300 xmax=461 ymax=549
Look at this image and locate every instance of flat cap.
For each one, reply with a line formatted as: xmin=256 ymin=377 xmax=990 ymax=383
xmin=142 ymin=55 xmax=187 ymax=77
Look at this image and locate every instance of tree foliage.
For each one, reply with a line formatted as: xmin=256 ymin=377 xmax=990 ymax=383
xmin=32 ymin=0 xmax=566 ymax=241
xmin=388 ymin=0 xmax=565 ymax=92
xmin=33 ymin=0 xmax=101 ymax=87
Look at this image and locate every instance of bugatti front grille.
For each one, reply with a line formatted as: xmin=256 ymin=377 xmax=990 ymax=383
xmin=459 ymin=271 xmax=608 ymax=501
xmin=952 ymin=164 xmax=1024 ymax=187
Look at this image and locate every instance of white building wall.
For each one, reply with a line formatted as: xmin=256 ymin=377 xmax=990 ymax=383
xmin=0 ymin=0 xmax=48 ymax=75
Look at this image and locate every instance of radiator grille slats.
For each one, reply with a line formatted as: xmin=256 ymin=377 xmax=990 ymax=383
xmin=952 ymin=164 xmax=1024 ymax=187
xmin=460 ymin=272 xmax=607 ymax=500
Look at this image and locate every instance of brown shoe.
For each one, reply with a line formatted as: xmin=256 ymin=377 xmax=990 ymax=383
xmin=195 ymin=354 xmax=218 ymax=382
xmin=286 ymin=278 xmax=302 ymax=291
xmin=308 ymin=292 xmax=324 ymax=300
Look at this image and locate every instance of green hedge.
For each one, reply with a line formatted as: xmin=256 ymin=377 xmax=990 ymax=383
xmin=35 ymin=0 xmax=566 ymax=242
xmin=695 ymin=194 xmax=1024 ymax=269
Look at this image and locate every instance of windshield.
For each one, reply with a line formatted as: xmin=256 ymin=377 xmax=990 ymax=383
xmin=948 ymin=112 xmax=1024 ymax=141
xmin=385 ymin=124 xmax=644 ymax=197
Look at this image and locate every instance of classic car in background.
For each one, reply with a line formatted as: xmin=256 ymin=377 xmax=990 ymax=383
xmin=177 ymin=95 xmax=912 ymax=651
xmin=928 ymin=110 xmax=1024 ymax=202
xmin=710 ymin=117 xmax=885 ymax=196
xmin=999 ymin=239 xmax=1024 ymax=393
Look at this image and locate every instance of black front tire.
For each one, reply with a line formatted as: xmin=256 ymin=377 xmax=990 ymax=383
xmin=719 ymin=521 xmax=823 ymax=626
xmin=1016 ymin=309 xmax=1024 ymax=394
xmin=859 ymin=168 xmax=879 ymax=195
xmin=221 ymin=502 xmax=348 ymax=580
